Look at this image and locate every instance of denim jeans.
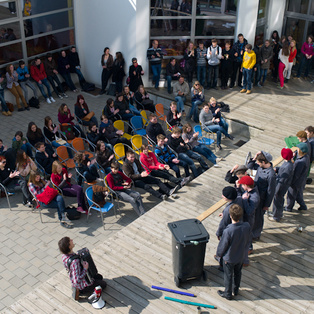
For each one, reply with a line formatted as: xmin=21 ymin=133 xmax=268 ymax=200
xmin=166 ymin=75 xmax=179 ymax=93
xmin=260 ymin=68 xmax=268 ymax=84
xmin=151 ymin=63 xmax=161 ymax=88
xmin=193 ymin=144 xmax=216 ymax=164
xmin=242 ymin=68 xmax=253 ymax=90
xmin=219 ymin=117 xmax=228 ymax=133
xmin=178 ymin=153 xmax=198 ymax=177
xmin=74 ymin=68 xmax=85 ymax=85
xmin=19 ymin=80 xmax=38 ymax=103
xmin=40 ymin=194 xmax=66 ymax=221
xmin=204 ymin=124 xmax=228 ymax=146
xmin=175 ymin=96 xmax=186 ymax=113
xmin=150 ymin=169 xmax=181 ymax=185
xmin=129 ymin=104 xmax=141 ymax=116
xmin=197 ymin=65 xmax=206 ymax=87
xmin=168 ymin=160 xmax=190 ymax=177
xmin=188 ymin=100 xmax=203 ymax=122
xmin=207 ymin=64 xmax=219 ymax=88
xmin=47 ymin=74 xmax=64 ymax=96
xmin=0 ymin=88 xmax=9 ymax=112
xmin=61 ymin=72 xmax=76 ymax=91
xmin=21 ymin=143 xmax=33 ymax=158
xmin=37 ymin=78 xmax=52 ymax=99
xmin=120 ymin=112 xmax=134 ymax=122
xmin=297 ymin=55 xmax=313 ymax=77
xmin=185 ymin=150 xmax=208 ymax=169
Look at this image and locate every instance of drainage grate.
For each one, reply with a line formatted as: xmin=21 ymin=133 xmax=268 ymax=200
xmin=233 ymin=140 xmax=247 ymax=147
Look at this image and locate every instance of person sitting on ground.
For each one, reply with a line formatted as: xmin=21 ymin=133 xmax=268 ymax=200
xmin=123 ymin=85 xmax=141 ymax=115
xmin=216 ymin=204 xmax=250 ymax=300
xmin=68 ymin=46 xmax=86 ymax=88
xmin=99 ymin=115 xmax=131 ymax=147
xmin=107 ymin=161 xmax=145 ymax=216
xmin=58 ymin=50 xmax=78 ymax=92
xmin=199 ymin=103 xmax=234 ymax=150
xmin=103 ymin=98 xmax=121 ymax=122
xmin=209 ymin=97 xmax=229 ymax=133
xmin=134 ymin=85 xmax=155 ymax=112
xmin=6 ymin=64 xmax=29 ymax=111
xmin=167 ymin=101 xmax=182 ymax=129
xmin=123 ymin=151 xmax=177 ymax=200
xmin=59 ymin=236 xmax=107 ymax=300
xmin=173 ymin=75 xmax=189 ymax=115
xmin=12 ymin=130 xmax=33 ymax=158
xmin=51 ymin=161 xmax=88 ymax=214
xmin=155 ymin=134 xmax=191 ymax=179
xmin=15 ymin=149 xmax=36 ymax=206
xmin=146 ymin=113 xmax=166 ymax=144
xmin=95 ymin=140 xmax=115 ymax=174
xmin=189 ymin=81 xmax=204 ymax=123
xmin=43 ymin=53 xmax=68 ymax=99
xmin=114 ymin=92 xmax=134 ymax=122
xmin=128 ymin=57 xmax=144 ymax=93
xmin=165 ymin=57 xmax=181 ymax=94
xmin=0 ymin=155 xmax=20 ymax=194
xmin=140 ymin=144 xmax=184 ymax=189
xmin=167 ymin=126 xmax=209 ymax=178
xmin=271 ymin=148 xmax=294 ymax=222
xmin=16 ymin=60 xmax=38 ymax=103
xmin=35 ymin=142 xmax=57 ymax=175
xmin=30 ymin=57 xmax=55 ymax=104
xmin=285 ymin=142 xmax=310 ymax=212
xmin=182 ymin=123 xmax=221 ymax=167
xmin=75 ymin=94 xmax=98 ymax=127
xmin=74 ymin=152 xmax=100 ymax=185
xmin=28 ymin=170 xmax=72 ymax=228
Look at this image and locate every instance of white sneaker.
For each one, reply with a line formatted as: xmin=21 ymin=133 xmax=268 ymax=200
xmin=169 ymin=185 xmax=180 ymax=196
xmin=58 ymin=94 xmax=63 ymax=99
xmin=214 ymin=164 xmax=221 ymax=168
xmin=171 ymin=193 xmax=178 ymax=199
xmin=50 ymin=97 xmax=56 ymax=103
xmin=216 ymin=157 xmax=224 ymax=163
xmin=63 ymin=93 xmax=68 ymax=98
xmin=46 ymin=98 xmax=51 ymax=104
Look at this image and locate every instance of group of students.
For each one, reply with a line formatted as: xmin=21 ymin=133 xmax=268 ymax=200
xmin=214 ymin=126 xmax=313 ymax=300
xmin=0 ymin=46 xmax=86 ymax=116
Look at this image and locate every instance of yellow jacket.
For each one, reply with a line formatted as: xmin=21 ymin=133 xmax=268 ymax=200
xmin=242 ymin=51 xmax=256 ymax=69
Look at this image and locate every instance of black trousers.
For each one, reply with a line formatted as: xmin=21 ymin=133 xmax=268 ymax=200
xmin=150 ymin=169 xmax=181 ymax=185
xmin=221 ymin=64 xmax=233 ymax=87
xmin=134 ymin=176 xmax=170 ymax=198
xmin=80 ymin=278 xmax=107 ymax=295
xmin=223 ymin=261 xmax=243 ymax=297
xmin=230 ymin=62 xmax=242 ymax=87
xmin=101 ymin=68 xmax=112 ymax=91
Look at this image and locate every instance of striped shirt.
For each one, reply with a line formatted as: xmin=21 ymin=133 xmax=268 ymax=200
xmin=147 ymin=47 xmax=163 ymax=64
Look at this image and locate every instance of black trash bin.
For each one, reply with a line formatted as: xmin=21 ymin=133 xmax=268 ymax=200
xmin=168 ymin=218 xmax=209 ymax=287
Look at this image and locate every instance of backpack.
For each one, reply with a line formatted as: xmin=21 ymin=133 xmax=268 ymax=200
xmin=81 ymin=81 xmax=95 ymax=92
xmin=29 ymin=97 xmax=40 ymax=109
xmin=65 ymin=206 xmax=81 ymax=220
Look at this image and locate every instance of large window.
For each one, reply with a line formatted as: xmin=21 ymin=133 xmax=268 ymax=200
xmin=0 ymin=0 xmax=74 ymax=69
xmin=150 ymin=0 xmax=237 ymax=67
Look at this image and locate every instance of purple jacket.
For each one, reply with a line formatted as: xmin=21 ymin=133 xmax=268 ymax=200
xmin=301 ymin=42 xmax=314 ymax=56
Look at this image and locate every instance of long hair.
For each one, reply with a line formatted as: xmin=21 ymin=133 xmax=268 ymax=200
xmin=44 ymin=116 xmax=52 ymax=128
xmin=26 ymin=122 xmax=43 ymax=141
xmin=16 ymin=149 xmax=28 ymax=166
xmin=182 ymin=123 xmax=192 ymax=134
xmin=28 ymin=170 xmax=45 ymax=186
xmin=282 ymin=42 xmax=290 ymax=56
xmin=73 ymin=152 xmax=84 ymax=166
xmin=115 ymin=51 xmax=124 ymax=63
xmin=193 ymin=80 xmax=203 ymax=92
xmin=290 ymin=40 xmax=296 ymax=53
xmin=6 ymin=64 xmax=14 ymax=75
xmin=58 ymin=103 xmax=68 ymax=114
xmin=271 ymin=30 xmax=279 ymax=40
xmin=51 ymin=160 xmax=62 ymax=174
xmin=75 ymin=94 xmax=88 ymax=110
xmin=96 ymin=140 xmax=105 ymax=154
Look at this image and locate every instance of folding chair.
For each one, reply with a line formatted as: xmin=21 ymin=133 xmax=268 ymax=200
xmin=75 ymin=167 xmax=98 ymax=187
xmin=140 ymin=110 xmax=149 ymax=127
xmin=113 ymin=143 xmax=133 ymax=164
xmin=131 ymin=135 xmax=153 ymax=154
xmin=56 ymin=146 xmax=77 ymax=169
xmin=72 ymin=137 xmax=94 ymax=159
xmin=104 ymin=175 xmax=121 ymax=214
xmin=113 ymin=120 xmax=132 ymax=140
xmin=155 ymin=103 xmax=167 ymax=124
xmin=74 ymin=113 xmax=88 ymax=135
xmin=194 ymin=125 xmax=215 ymax=146
xmin=0 ymin=182 xmax=12 ymax=211
xmin=85 ymin=186 xmax=115 ymax=229
xmin=130 ymin=116 xmax=146 ymax=136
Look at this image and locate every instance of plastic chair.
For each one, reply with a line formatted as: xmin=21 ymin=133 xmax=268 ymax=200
xmin=155 ymin=103 xmax=167 ymax=123
xmin=0 ymin=182 xmax=12 ymax=211
xmin=113 ymin=143 xmax=129 ymax=164
xmin=104 ymin=175 xmax=121 ymax=213
xmin=140 ymin=110 xmax=149 ymax=127
xmin=131 ymin=135 xmax=143 ymax=153
xmin=85 ymin=186 xmax=115 ymax=229
xmin=113 ymin=120 xmax=132 ymax=140
xmin=56 ymin=146 xmax=76 ymax=168
xmin=75 ymin=167 xmax=98 ymax=187
xmin=72 ymin=137 xmax=94 ymax=159
xmin=194 ymin=125 xmax=215 ymax=146
xmin=130 ymin=116 xmax=146 ymax=136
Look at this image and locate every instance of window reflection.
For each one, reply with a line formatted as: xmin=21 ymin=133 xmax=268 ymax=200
xmin=150 ymin=0 xmax=192 ymax=17
xmin=0 ymin=22 xmax=21 ymax=43
xmin=287 ymin=0 xmax=309 ymax=14
xmin=0 ymin=1 xmax=17 ymax=20
xmin=26 ymin=0 xmax=72 ymax=15
xmin=257 ymin=0 xmax=267 ymax=19
xmin=196 ymin=19 xmax=235 ymax=36
xmin=24 ymin=10 xmax=74 ymax=38
xmin=26 ymin=29 xmax=74 ymax=57
xmin=0 ymin=42 xmax=22 ymax=65
xmin=284 ymin=17 xmax=306 ymax=47
xmin=151 ymin=18 xmax=191 ymax=36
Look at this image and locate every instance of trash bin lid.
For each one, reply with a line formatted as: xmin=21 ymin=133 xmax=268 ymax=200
xmin=168 ymin=219 xmax=209 ymax=245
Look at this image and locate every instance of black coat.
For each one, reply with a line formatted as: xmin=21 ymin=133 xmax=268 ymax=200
xmin=112 ymin=59 xmax=125 ymax=82
xmin=129 ymin=64 xmax=143 ymax=92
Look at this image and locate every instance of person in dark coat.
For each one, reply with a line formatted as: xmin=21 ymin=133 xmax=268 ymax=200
xmin=103 ymin=98 xmax=121 ymax=122
xmin=271 ymin=148 xmax=294 ymax=221
xmin=68 ymin=46 xmax=86 ymax=87
xmin=247 ymin=151 xmax=276 ymax=240
xmin=114 ymin=93 xmax=133 ymax=122
xmin=58 ymin=50 xmax=77 ymax=92
xmin=216 ymin=204 xmax=250 ymax=300
xmin=220 ymin=41 xmax=233 ymax=89
xmin=271 ymin=30 xmax=281 ymax=82
xmin=112 ymin=52 xmax=125 ymax=93
xmin=128 ymin=58 xmax=144 ymax=93
xmin=35 ymin=142 xmax=57 ymax=175
xmin=225 ymin=164 xmax=248 ymax=186
xmin=184 ymin=42 xmax=196 ymax=89
xmin=165 ymin=57 xmax=181 ymax=93
xmin=100 ymin=47 xmax=113 ymax=94
xmin=146 ymin=113 xmax=166 ymax=144
xmin=285 ymin=143 xmax=310 ymax=212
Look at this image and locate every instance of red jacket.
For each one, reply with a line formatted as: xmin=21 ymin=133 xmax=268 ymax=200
xmin=140 ymin=152 xmax=165 ymax=174
xmin=30 ymin=63 xmax=47 ymax=82
xmin=288 ymin=48 xmax=297 ymax=63
xmin=51 ymin=168 xmax=71 ymax=187
xmin=107 ymin=171 xmax=131 ymax=191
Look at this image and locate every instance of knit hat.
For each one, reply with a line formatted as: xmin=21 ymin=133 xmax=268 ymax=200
xmin=261 ymin=151 xmax=273 ymax=162
xmin=297 ymin=142 xmax=308 ymax=153
xmin=238 ymin=175 xmax=254 ymax=186
xmin=222 ymin=186 xmax=237 ymax=200
xmin=281 ymin=148 xmax=293 ymax=160
xmin=234 ymin=165 xmax=248 ymax=175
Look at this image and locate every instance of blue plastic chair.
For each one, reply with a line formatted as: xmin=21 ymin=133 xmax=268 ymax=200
xmin=194 ymin=125 xmax=215 ymax=146
xmin=130 ymin=116 xmax=146 ymax=136
xmin=85 ymin=186 xmax=114 ymax=229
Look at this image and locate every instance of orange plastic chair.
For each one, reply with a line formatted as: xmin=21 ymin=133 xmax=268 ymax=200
xmin=56 ymin=146 xmax=76 ymax=168
xmin=72 ymin=137 xmax=94 ymax=159
xmin=155 ymin=103 xmax=167 ymax=122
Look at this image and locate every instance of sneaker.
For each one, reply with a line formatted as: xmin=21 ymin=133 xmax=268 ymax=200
xmin=227 ymin=134 xmax=235 ymax=140
xmin=171 ymin=193 xmax=178 ymax=199
xmin=257 ymin=82 xmax=262 ymax=87
xmin=180 ymin=176 xmax=190 ymax=187
xmin=23 ymin=200 xmax=33 ymax=208
xmin=60 ymin=221 xmax=73 ymax=229
xmin=72 ymin=287 xmax=80 ymax=301
xmin=161 ymin=194 xmax=168 ymax=201
xmin=61 ymin=214 xmax=72 ymax=223
xmin=214 ymin=164 xmax=221 ymax=168
xmin=58 ymin=94 xmax=63 ymax=99
xmin=240 ymin=89 xmax=247 ymax=93
xmin=76 ymin=207 xmax=85 ymax=213
xmin=46 ymin=98 xmax=51 ymax=104
xmin=7 ymin=192 xmax=14 ymax=196
xmin=50 ymin=97 xmax=56 ymax=103
xmin=277 ymin=85 xmax=283 ymax=89
xmin=216 ymin=157 xmax=223 ymax=163
xmin=246 ymin=90 xmax=252 ymax=94
xmin=217 ymin=145 xmax=222 ymax=150
xmin=2 ymin=111 xmax=8 ymax=116
xmin=169 ymin=185 xmax=180 ymax=196
xmin=63 ymin=93 xmax=69 ymax=98
xmin=7 ymin=111 xmax=12 ymax=116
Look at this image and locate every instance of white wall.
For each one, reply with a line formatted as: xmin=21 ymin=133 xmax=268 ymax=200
xmin=73 ymin=0 xmax=150 ymax=88
xmin=265 ymin=0 xmax=286 ymax=39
